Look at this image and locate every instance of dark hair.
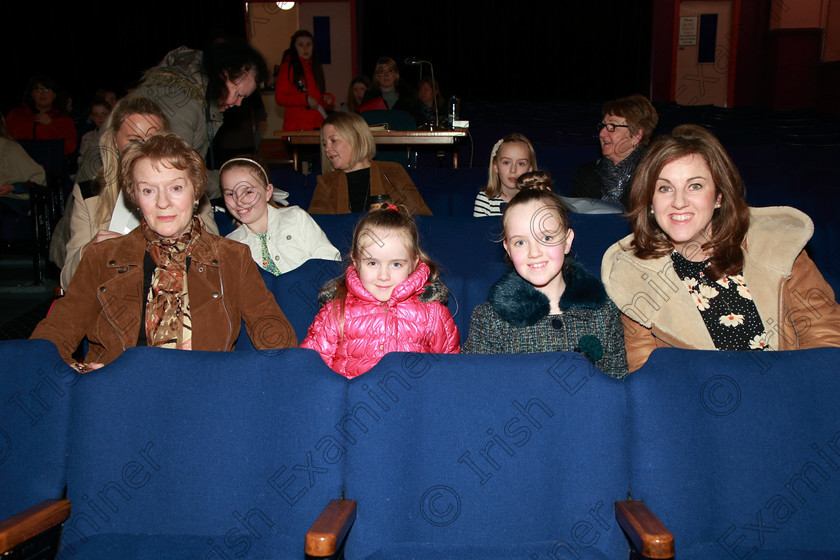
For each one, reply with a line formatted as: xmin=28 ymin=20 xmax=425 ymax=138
xmin=23 ymin=75 xmax=59 ymax=113
xmin=120 ymin=132 xmax=207 ymax=208
xmin=626 ymin=124 xmax=750 ymax=279
xmin=601 ymin=94 xmax=659 ymax=146
xmin=417 ymin=76 xmax=444 ymax=108
xmin=346 ymin=74 xmax=372 ymax=113
xmin=281 ymin=30 xmax=326 ymax=94
xmin=88 ymin=96 xmax=113 ymax=113
xmin=204 ymin=39 xmax=268 ymax=106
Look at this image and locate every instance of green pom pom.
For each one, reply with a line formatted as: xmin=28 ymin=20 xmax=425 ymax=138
xmin=576 ymin=335 xmax=604 ymax=362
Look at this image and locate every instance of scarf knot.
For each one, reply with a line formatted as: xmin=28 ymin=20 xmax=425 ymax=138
xmin=142 ymin=216 xmax=202 ymax=349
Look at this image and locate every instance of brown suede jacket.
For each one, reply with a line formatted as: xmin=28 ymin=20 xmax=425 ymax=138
xmin=32 ymin=226 xmax=297 ymax=366
xmin=602 ymin=206 xmax=840 ymax=372
xmin=309 ymin=160 xmax=432 ymax=215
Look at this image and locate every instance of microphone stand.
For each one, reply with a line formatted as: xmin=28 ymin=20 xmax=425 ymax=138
xmin=405 ymin=58 xmax=440 ymax=130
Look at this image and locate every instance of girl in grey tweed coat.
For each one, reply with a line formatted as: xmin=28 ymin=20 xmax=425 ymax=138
xmin=461 ymin=188 xmax=628 ymax=378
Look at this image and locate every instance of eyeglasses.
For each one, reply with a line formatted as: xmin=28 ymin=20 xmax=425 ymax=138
xmin=375 ymin=69 xmax=395 ymax=77
xmin=597 ymin=122 xmax=630 ymax=133
xmin=34 ymin=87 xmax=53 ymax=93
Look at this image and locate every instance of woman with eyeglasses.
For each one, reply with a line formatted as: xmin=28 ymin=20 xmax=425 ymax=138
xmin=5 ymin=75 xmax=78 ymax=156
xmin=571 ymin=94 xmax=658 ymax=210
xmin=276 ymin=30 xmax=328 ymax=131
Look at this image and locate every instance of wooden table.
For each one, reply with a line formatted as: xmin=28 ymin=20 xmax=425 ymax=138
xmin=276 ymin=129 xmax=468 ymax=171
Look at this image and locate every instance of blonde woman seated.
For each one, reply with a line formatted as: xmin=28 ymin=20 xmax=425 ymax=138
xmin=62 ymin=96 xmax=217 ymax=289
xmin=308 ymin=112 xmax=432 ymax=215
xmin=32 ymin=133 xmax=296 ymax=372
xmin=602 ymin=124 xmax=840 ymax=372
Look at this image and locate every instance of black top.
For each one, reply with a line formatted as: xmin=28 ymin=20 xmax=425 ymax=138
xmin=671 ymin=252 xmax=770 ymax=351
xmin=346 ymin=167 xmax=371 ymax=212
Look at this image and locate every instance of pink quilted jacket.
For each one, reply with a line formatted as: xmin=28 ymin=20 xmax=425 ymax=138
xmin=300 ymin=262 xmax=460 ymax=378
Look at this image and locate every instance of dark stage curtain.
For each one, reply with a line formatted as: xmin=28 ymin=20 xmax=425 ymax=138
xmin=357 ymin=0 xmax=653 ymax=103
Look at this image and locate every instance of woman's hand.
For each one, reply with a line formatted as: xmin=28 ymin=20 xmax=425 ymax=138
xmin=72 ymin=362 xmax=104 ymax=373
xmin=34 ymin=112 xmax=53 ymax=126
xmin=80 ymin=230 xmax=123 ymax=259
xmin=0 ymin=184 xmax=14 ymax=196
xmin=306 ymin=95 xmax=319 ymax=109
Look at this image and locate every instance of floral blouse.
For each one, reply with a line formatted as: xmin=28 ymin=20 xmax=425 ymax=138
xmin=671 ymin=252 xmax=770 ymax=351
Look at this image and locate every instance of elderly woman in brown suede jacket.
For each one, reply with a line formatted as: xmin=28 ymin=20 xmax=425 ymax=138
xmin=32 ymin=133 xmax=296 ymax=372
xmin=309 ymin=111 xmax=431 ymax=215
xmin=602 ymin=125 xmax=840 ymax=372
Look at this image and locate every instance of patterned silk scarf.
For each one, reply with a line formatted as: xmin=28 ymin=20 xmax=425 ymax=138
xmin=142 ymin=216 xmax=202 ymax=350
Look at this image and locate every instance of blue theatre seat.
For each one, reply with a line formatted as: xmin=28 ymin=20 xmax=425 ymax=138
xmin=61 ymin=347 xmax=346 ymax=560
xmin=0 ymin=339 xmax=77 ymax=555
xmin=625 ymin=347 xmax=840 ymax=559
xmin=336 ymin=351 xmax=633 ymax=559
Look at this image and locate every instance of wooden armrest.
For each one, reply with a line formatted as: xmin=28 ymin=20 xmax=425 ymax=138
xmin=0 ymin=499 xmax=71 ymax=553
xmin=615 ymin=500 xmax=674 ymax=559
xmin=305 ymin=499 xmax=357 ymax=557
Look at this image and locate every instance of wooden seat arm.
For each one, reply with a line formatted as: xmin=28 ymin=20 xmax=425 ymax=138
xmin=615 ymin=500 xmax=674 ymax=559
xmin=305 ymin=499 xmax=357 ymax=557
xmin=0 ymin=499 xmax=71 ymax=553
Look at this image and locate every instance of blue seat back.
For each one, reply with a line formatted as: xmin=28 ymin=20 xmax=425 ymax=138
xmin=62 ymin=347 xmax=346 ymax=558
xmin=0 ymin=339 xmax=77 ymax=518
xmin=342 ymin=352 xmax=630 ymax=559
xmin=409 ymin=167 xmax=488 ymax=217
xmin=626 ymin=348 xmax=840 ymax=559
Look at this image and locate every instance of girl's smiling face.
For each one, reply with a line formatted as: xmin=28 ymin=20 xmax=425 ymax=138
xmin=222 ymin=166 xmax=272 ymax=233
xmin=353 ymin=227 xmax=418 ymax=302
xmin=503 ymin=199 xmax=574 ymax=302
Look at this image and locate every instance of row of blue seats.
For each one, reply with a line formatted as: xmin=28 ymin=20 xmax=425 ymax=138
xmin=2 ymin=339 xmax=839 ymax=559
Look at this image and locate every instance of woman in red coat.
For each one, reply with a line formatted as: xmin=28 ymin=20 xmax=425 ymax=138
xmin=275 ymin=30 xmax=327 ymax=131
xmin=6 ymin=75 xmax=77 ymax=155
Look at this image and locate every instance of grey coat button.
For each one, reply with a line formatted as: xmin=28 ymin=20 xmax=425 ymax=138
xmin=212 ymin=292 xmax=220 ymax=299
xmin=99 ymin=286 xmax=106 ymax=292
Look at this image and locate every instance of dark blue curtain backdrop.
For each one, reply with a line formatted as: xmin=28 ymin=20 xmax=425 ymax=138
xmin=2 ymin=0 xmax=652 ymax=113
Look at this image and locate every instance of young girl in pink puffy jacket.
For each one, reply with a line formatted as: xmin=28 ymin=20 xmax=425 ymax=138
xmin=301 ymin=204 xmax=459 ymax=377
